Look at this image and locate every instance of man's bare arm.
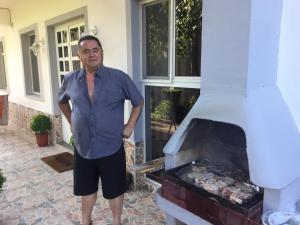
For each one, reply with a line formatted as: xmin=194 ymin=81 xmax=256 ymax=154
xmin=58 ymin=102 xmax=72 ymax=125
xmin=123 ymin=100 xmax=144 ymax=138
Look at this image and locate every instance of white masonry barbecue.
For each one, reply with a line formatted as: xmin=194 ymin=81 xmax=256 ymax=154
xmin=156 ymin=0 xmax=300 ymax=224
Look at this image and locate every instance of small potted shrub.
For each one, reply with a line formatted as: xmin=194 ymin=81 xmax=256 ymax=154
xmin=69 ymin=135 xmax=75 ymax=146
xmin=30 ymin=114 xmax=52 ymax=147
xmin=0 ymin=169 xmax=6 ymax=193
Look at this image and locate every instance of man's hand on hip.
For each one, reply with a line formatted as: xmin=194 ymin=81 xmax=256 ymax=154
xmin=123 ymin=124 xmax=134 ymax=139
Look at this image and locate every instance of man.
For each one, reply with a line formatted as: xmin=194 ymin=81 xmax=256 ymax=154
xmin=57 ymin=35 xmax=144 ymax=225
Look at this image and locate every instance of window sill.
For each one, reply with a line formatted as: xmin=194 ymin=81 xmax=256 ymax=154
xmin=25 ymin=93 xmax=44 ymax=102
xmin=0 ymin=89 xmax=9 ymax=95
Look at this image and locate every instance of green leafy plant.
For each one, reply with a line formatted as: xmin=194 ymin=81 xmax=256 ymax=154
xmin=162 ymin=87 xmax=181 ymax=94
xmin=30 ymin=114 xmax=52 ymax=134
xmin=185 ymin=95 xmax=197 ymax=112
xmin=69 ymin=135 xmax=75 ymax=146
xmin=151 ymin=99 xmax=171 ymax=121
xmin=0 ymin=169 xmax=6 ymax=193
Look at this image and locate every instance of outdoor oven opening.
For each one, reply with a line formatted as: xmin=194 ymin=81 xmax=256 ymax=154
xmin=177 ymin=118 xmax=249 ymax=175
xmin=159 ymin=118 xmax=264 ymax=225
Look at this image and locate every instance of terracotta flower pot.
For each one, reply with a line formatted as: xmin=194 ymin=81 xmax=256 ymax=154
xmin=35 ymin=133 xmax=49 ymax=147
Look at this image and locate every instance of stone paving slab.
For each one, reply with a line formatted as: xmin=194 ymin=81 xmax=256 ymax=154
xmin=0 ymin=123 xmax=166 ymax=225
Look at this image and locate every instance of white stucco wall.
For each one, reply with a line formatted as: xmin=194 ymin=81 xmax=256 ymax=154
xmin=277 ymin=0 xmax=300 ymax=132
xmin=165 ymin=0 xmax=300 ymax=189
xmin=0 ymin=0 xmax=128 ymax=114
xmin=201 ymin=0 xmax=250 ymax=96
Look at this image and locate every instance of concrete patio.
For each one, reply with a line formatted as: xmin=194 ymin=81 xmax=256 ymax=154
xmin=0 ymin=122 xmax=166 ymax=225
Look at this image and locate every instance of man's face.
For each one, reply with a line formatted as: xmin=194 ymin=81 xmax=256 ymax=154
xmin=78 ymin=39 xmax=103 ymax=71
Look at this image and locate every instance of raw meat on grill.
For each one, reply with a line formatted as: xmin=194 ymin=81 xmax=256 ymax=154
xmin=235 ymin=182 xmax=255 ymax=193
xmin=177 ymin=159 xmax=259 ymax=205
xmin=229 ymin=189 xmax=255 ymax=204
xmin=191 ymin=165 xmax=207 ymax=173
xmin=202 ymin=180 xmax=219 ymax=194
xmin=218 ymin=176 xmax=235 ymax=186
xmin=221 ymin=186 xmax=241 ymax=198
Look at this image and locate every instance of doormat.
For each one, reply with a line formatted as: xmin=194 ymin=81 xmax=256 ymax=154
xmin=41 ymin=152 xmax=73 ymax=173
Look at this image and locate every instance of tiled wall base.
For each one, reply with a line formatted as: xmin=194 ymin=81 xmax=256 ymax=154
xmin=124 ymin=139 xmax=164 ymax=191
xmin=8 ymin=102 xmax=63 ymax=144
xmin=124 ymin=139 xmax=145 ymax=190
xmin=123 ymin=139 xmax=144 ymax=166
xmin=0 ymin=95 xmax=8 ymax=125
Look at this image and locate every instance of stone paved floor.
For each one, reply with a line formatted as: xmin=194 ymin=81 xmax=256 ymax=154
xmin=0 ymin=123 xmax=166 ymax=225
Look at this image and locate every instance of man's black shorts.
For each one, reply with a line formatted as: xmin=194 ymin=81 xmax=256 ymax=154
xmin=73 ymin=145 xmax=126 ymax=199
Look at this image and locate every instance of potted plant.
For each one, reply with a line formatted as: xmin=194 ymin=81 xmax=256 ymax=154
xmin=69 ymin=135 xmax=75 ymax=146
xmin=0 ymin=169 xmax=6 ymax=193
xmin=30 ymin=114 xmax=52 ymax=147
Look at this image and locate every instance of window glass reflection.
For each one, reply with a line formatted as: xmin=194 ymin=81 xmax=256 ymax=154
xmin=64 ymin=46 xmax=68 ymax=57
xmin=175 ymin=0 xmax=202 ymax=77
xmin=80 ymin=26 xmax=85 ymax=35
xmin=145 ymin=86 xmax=199 ymax=161
xmin=65 ymin=61 xmax=69 ymax=72
xmin=57 ymin=32 xmax=62 ymax=44
xmin=144 ymin=1 xmax=169 ymax=77
xmin=70 ymin=27 xmax=79 ymax=41
xmin=72 ymin=60 xmax=81 ymax=70
xmin=62 ymin=30 xmax=67 ymax=43
xmin=58 ymin=47 xmax=63 ymax=58
xmin=59 ymin=61 xmax=64 ymax=72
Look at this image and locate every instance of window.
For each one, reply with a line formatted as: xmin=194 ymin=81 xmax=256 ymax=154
xmin=0 ymin=40 xmax=7 ymax=89
xmin=143 ymin=1 xmax=169 ymax=78
xmin=28 ymin=33 xmax=40 ymax=93
xmin=141 ymin=0 xmax=202 ymax=161
xmin=142 ymin=0 xmax=202 ymax=79
xmin=145 ymin=86 xmax=200 ymax=161
xmin=55 ymin=22 xmax=85 ymax=84
xmin=21 ymin=29 xmax=41 ymax=95
xmin=175 ymin=0 xmax=202 ymax=77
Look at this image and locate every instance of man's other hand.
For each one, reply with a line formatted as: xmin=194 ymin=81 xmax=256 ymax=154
xmin=123 ymin=124 xmax=134 ymax=139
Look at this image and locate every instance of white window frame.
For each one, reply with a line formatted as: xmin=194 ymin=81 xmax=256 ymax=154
xmin=140 ymin=0 xmax=172 ymax=84
xmin=28 ymin=32 xmax=40 ymax=94
xmin=140 ymin=0 xmax=201 ymax=88
xmin=0 ymin=38 xmax=8 ymax=90
xmin=55 ymin=19 xmax=85 ymax=85
xmin=139 ymin=0 xmax=202 ymax=162
xmin=20 ymin=25 xmax=42 ymax=98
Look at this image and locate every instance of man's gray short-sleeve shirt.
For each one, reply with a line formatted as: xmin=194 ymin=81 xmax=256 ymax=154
xmin=57 ymin=66 xmax=143 ymax=159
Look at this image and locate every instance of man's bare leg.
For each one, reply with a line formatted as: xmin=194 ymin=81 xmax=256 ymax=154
xmin=81 ymin=192 xmax=97 ymax=225
xmin=109 ymin=194 xmax=124 ymax=225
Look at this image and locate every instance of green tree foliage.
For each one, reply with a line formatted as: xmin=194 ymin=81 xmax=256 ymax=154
xmin=69 ymin=135 xmax=75 ymax=146
xmin=147 ymin=1 xmax=169 ymax=66
xmin=176 ymin=0 xmax=202 ymax=58
xmin=151 ymin=99 xmax=171 ymax=121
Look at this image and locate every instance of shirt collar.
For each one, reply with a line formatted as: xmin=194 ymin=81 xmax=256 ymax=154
xmin=78 ymin=65 xmax=105 ymax=79
xmin=95 ymin=65 xmax=105 ymax=77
